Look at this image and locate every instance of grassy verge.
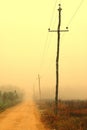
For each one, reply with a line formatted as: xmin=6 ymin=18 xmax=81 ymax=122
xmin=36 ymin=99 xmax=87 ymax=130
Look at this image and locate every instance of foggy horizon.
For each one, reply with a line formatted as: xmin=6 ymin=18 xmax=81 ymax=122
xmin=0 ymin=0 xmax=87 ymax=100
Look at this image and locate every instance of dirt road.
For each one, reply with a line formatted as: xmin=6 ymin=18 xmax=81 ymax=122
xmin=0 ymin=101 xmax=48 ymax=130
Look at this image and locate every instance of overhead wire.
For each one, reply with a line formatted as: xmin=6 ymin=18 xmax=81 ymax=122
xmin=33 ymin=0 xmax=59 ymax=98
xmin=39 ymin=1 xmax=62 ymax=78
xmin=39 ymin=0 xmax=85 ymax=79
xmin=44 ymin=9 xmax=58 ymax=60
xmin=37 ymin=0 xmax=85 ymax=99
xmin=49 ymin=0 xmax=58 ymax=28
xmin=43 ymin=0 xmax=63 ymax=59
xmin=67 ymin=0 xmax=85 ymax=27
xmin=38 ymin=0 xmax=61 ymax=77
xmin=39 ymin=0 xmax=63 ymax=77
xmin=39 ymin=0 xmax=58 ymax=72
xmin=60 ymin=0 xmax=85 ymax=46
xmin=33 ymin=0 xmax=59 ymax=94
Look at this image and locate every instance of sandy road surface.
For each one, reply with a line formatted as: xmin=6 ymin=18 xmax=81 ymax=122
xmin=0 ymin=101 xmax=48 ymax=130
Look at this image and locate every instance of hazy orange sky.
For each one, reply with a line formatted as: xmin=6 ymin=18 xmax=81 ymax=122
xmin=0 ymin=0 xmax=87 ymax=99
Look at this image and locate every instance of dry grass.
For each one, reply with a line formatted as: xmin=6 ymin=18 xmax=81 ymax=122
xmin=37 ymin=100 xmax=87 ymax=130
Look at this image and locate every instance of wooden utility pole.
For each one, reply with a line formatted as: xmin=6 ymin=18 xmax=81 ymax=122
xmin=48 ymin=4 xmax=69 ymax=114
xmin=38 ymin=74 xmax=41 ymax=100
xmin=33 ymin=84 xmax=35 ymax=99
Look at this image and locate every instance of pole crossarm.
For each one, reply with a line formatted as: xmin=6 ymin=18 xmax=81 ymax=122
xmin=48 ymin=28 xmax=69 ymax=32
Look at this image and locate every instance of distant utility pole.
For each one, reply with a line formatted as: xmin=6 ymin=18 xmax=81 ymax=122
xmin=38 ymin=74 xmax=41 ymax=100
xmin=48 ymin=4 xmax=69 ymax=114
xmin=33 ymin=84 xmax=35 ymax=99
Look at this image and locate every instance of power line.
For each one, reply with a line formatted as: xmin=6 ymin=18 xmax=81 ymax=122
xmin=41 ymin=63 xmax=55 ymax=79
xmin=39 ymin=0 xmax=59 ymax=71
xmin=67 ymin=0 xmax=85 ymax=27
xmin=39 ymin=1 xmax=62 ymax=74
xmin=45 ymin=1 xmax=63 ymax=57
xmin=39 ymin=0 xmax=85 ymax=79
xmin=33 ymin=0 xmax=85 ymax=102
xmin=49 ymin=0 xmax=58 ymax=28
xmin=60 ymin=0 xmax=85 ymax=42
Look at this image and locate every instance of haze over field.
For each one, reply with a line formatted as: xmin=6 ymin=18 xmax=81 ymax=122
xmin=0 ymin=0 xmax=87 ymax=100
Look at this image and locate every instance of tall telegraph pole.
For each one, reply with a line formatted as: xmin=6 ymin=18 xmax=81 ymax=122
xmin=48 ymin=4 xmax=69 ymax=114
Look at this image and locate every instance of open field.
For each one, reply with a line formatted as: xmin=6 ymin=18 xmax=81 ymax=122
xmin=36 ymin=99 xmax=87 ymax=130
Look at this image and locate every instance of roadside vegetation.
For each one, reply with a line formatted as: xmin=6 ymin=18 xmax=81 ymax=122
xmin=36 ymin=99 xmax=87 ymax=130
xmin=0 ymin=86 xmax=23 ymax=112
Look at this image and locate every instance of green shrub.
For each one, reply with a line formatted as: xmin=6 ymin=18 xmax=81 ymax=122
xmin=0 ymin=90 xmax=23 ymax=112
